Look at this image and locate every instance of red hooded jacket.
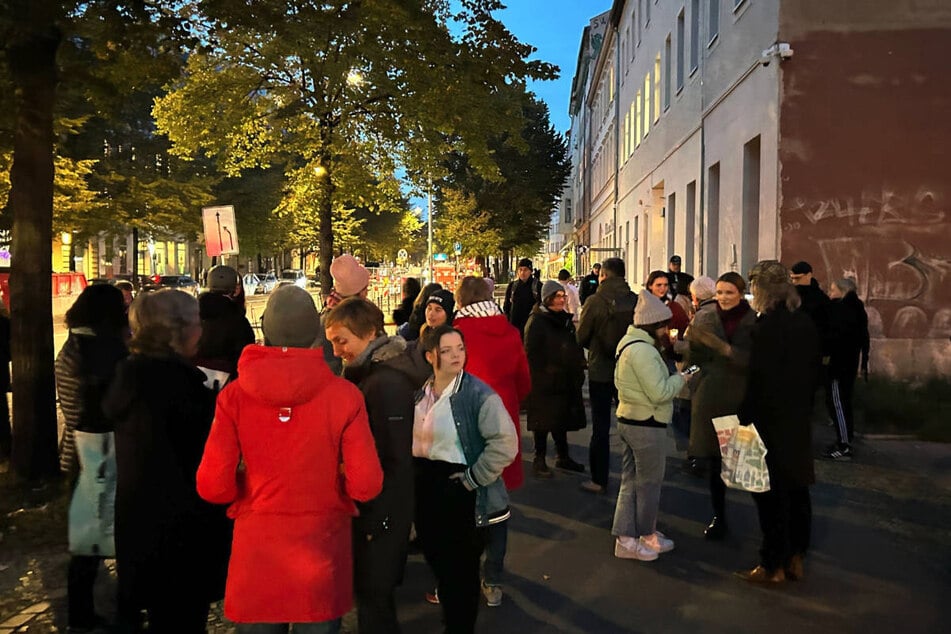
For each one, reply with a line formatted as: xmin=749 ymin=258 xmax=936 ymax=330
xmin=197 ymin=345 xmax=383 ymax=623
xmin=454 ymin=313 xmax=531 ymax=489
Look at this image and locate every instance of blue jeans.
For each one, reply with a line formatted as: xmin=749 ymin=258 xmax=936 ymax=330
xmin=612 ymin=424 xmax=667 ymax=538
xmin=481 ymin=521 xmax=508 ymax=586
xmin=235 ymin=620 xmax=341 ymax=634
xmin=588 ymin=381 xmax=616 ymax=488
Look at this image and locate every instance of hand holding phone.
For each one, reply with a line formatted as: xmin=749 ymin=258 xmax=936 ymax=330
xmin=682 ymin=364 xmax=700 ymax=376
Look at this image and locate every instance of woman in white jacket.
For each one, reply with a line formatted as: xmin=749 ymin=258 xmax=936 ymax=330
xmin=612 ymin=290 xmax=693 ymax=561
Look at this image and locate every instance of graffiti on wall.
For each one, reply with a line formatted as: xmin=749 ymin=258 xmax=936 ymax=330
xmin=784 ymin=187 xmax=950 ymax=339
xmin=789 ymin=187 xmax=945 ymax=228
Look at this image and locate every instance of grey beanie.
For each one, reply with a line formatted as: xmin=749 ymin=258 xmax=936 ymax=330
xmin=541 ymin=280 xmax=564 ymax=304
xmin=261 ymin=285 xmax=321 ymax=348
xmin=690 ymin=276 xmax=717 ymax=302
xmin=634 ymin=289 xmax=673 ymax=326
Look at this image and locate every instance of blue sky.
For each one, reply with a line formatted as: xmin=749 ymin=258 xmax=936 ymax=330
xmin=496 ymin=1 xmax=613 ymax=133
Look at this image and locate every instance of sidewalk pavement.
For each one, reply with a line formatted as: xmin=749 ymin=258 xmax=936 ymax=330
xmin=2 ymin=413 xmax=950 ymax=632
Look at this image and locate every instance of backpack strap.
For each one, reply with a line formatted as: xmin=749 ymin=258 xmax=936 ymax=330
xmin=615 ymin=339 xmax=649 ymax=362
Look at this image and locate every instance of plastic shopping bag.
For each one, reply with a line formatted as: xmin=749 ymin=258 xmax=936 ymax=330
xmin=68 ymin=431 xmax=117 ymax=557
xmin=712 ymin=415 xmax=740 ymax=454
xmin=720 ymin=423 xmax=771 ymax=493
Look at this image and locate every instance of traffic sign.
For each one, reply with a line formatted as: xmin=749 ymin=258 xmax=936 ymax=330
xmin=453 ymin=242 xmax=462 ymax=255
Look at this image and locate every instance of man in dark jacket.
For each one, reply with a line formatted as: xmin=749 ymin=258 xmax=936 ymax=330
xmin=579 ymin=263 xmax=601 ymax=305
xmin=790 ymin=261 xmax=831 ymax=356
xmin=824 ymin=278 xmax=870 ymax=460
xmin=504 ymin=257 xmax=541 ymax=338
xmin=576 ymin=257 xmax=637 ymax=494
xmin=194 ymin=265 xmax=255 ymax=381
xmin=738 ymin=260 xmax=820 ymax=584
xmin=666 ymin=255 xmax=695 ymax=301
xmin=325 ymin=297 xmax=423 ymax=634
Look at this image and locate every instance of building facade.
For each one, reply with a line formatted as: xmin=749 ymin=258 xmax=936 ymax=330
xmin=566 ymin=0 xmax=951 ymax=379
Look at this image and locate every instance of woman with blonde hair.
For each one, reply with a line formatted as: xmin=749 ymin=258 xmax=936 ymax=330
xmin=735 ymin=260 xmax=820 ymax=583
xmin=104 ymin=289 xmax=232 ymax=630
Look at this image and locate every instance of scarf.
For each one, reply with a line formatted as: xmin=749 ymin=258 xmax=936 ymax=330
xmin=455 ymin=300 xmax=502 ymax=319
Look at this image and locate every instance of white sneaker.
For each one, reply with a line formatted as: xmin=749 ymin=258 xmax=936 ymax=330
xmin=640 ymin=532 xmax=675 ymax=554
xmin=614 ymin=537 xmax=658 ymax=561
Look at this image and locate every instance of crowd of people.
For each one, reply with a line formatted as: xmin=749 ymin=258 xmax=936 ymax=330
xmin=49 ymin=252 xmax=870 ymax=632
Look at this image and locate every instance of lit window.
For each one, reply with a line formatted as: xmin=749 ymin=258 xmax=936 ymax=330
xmin=643 ymin=74 xmax=651 ymax=137
xmin=636 ymin=91 xmax=642 ymax=146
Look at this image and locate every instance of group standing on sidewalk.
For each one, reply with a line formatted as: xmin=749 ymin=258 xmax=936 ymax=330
xmin=45 ymin=252 xmax=869 ymax=632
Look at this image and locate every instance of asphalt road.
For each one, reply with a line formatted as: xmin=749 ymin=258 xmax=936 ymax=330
xmin=384 ymin=415 xmax=951 ymax=634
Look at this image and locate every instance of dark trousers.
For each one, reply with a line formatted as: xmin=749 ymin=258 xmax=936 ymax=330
xmin=708 ymin=457 xmax=726 ymax=518
xmin=68 ymin=555 xmax=102 ymax=627
xmin=146 ymin=600 xmax=210 ymax=633
xmin=414 ymin=459 xmax=485 ymax=634
xmin=354 ymin=525 xmax=408 ymax=634
xmin=533 ymin=430 xmax=568 ymax=459
xmin=588 ymin=381 xmax=616 ymax=488
xmin=671 ymin=398 xmax=691 ymax=452
xmin=751 ymin=487 xmax=812 ymax=572
xmin=0 ymin=388 xmax=10 ymax=457
xmin=826 ymin=372 xmax=856 ymax=445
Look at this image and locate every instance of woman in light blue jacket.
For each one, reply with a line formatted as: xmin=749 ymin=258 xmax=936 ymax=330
xmin=612 ymin=290 xmax=693 ymax=562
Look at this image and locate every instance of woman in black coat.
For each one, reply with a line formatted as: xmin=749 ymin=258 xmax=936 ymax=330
xmin=523 ymin=281 xmax=587 ymax=478
xmin=55 ymin=284 xmax=128 ymax=631
xmin=325 ymin=297 xmax=425 ymax=634
xmin=737 ymin=261 xmax=820 ymax=585
xmin=103 ymin=289 xmax=231 ymax=631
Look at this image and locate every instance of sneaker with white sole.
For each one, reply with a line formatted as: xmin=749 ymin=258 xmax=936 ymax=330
xmin=825 ymin=444 xmax=853 ymax=460
xmin=614 ymin=537 xmax=658 ymax=561
xmin=640 ymin=532 xmax=675 ymax=554
xmin=482 ymin=582 xmax=502 ymax=607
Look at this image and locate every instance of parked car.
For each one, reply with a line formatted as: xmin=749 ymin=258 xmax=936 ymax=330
xmin=260 ymin=271 xmax=279 ymax=294
xmin=144 ymin=275 xmax=200 ymax=296
xmin=243 ymin=273 xmax=263 ymax=296
xmin=280 ymin=269 xmax=308 ymax=288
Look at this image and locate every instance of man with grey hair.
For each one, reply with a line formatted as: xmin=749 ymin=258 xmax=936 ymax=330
xmin=823 ymin=278 xmax=870 ymax=460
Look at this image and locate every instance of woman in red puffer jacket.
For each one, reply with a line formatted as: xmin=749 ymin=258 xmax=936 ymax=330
xmin=453 ymin=276 xmax=530 ymax=607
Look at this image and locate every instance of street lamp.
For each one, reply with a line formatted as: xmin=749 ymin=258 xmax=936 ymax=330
xmin=427 ymin=185 xmax=433 ymax=284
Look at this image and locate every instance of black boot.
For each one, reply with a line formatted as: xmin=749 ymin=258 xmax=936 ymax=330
xmin=704 ymin=515 xmax=728 ymax=540
xmin=533 ymin=456 xmax=552 ymax=478
xmin=554 ymin=456 xmax=585 ymax=473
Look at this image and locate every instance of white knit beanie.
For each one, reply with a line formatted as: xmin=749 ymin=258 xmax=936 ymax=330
xmin=633 ymin=289 xmax=673 ymax=326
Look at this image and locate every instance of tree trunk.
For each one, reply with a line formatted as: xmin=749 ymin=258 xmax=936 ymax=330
xmin=7 ymin=25 xmax=62 ymax=480
xmin=317 ymin=158 xmax=336 ymax=294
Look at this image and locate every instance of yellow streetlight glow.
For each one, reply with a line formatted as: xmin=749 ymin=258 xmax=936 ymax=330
xmin=346 ymin=70 xmax=363 ymax=86
xmin=313 ymin=165 xmax=328 ymax=178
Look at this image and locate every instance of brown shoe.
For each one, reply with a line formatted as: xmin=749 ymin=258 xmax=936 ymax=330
xmin=734 ymin=565 xmax=786 ymax=584
xmin=785 ymin=554 xmax=804 ymax=581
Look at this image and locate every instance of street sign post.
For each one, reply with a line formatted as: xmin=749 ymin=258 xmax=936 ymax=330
xmin=202 ymin=205 xmax=240 ymax=257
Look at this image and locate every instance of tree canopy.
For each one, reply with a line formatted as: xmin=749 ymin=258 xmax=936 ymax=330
xmin=153 ymin=0 xmax=557 ymax=289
